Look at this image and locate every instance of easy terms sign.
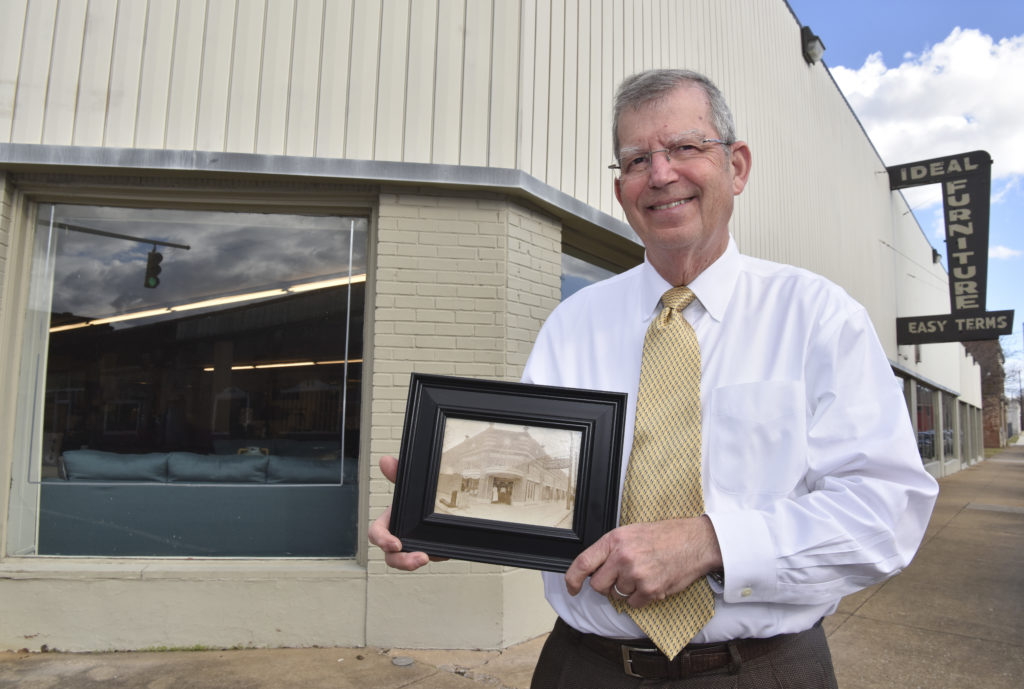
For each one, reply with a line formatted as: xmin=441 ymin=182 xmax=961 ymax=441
xmin=888 ymin=151 xmax=1013 ymax=344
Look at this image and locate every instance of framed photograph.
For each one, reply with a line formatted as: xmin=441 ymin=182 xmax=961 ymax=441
xmin=389 ymin=373 xmax=627 ymax=572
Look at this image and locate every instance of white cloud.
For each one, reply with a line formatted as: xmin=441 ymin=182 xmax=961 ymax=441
xmin=992 ymin=175 xmax=1021 ymax=203
xmin=832 ymin=28 xmax=1024 ymax=209
xmin=990 ymin=245 xmax=1022 ymax=260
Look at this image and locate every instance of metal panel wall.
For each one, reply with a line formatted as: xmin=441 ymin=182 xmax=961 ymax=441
xmin=0 ymin=0 xmax=967 ymax=381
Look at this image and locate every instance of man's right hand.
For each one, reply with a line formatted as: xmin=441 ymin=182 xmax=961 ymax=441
xmin=367 ymin=455 xmax=437 ymax=571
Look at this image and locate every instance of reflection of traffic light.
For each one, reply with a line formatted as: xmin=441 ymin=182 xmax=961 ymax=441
xmin=144 ymin=250 xmax=163 ymax=288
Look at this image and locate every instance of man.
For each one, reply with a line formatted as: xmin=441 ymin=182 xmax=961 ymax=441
xmin=371 ymin=69 xmax=938 ymax=688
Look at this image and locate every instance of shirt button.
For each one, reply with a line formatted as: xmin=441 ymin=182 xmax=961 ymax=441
xmin=740 ymin=587 xmax=753 ymax=597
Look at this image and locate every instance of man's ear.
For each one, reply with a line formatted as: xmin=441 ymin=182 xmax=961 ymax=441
xmin=730 ymin=141 xmax=752 ymax=195
xmin=614 ymin=176 xmax=623 ymax=206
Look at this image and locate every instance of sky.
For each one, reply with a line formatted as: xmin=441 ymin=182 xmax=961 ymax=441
xmin=786 ymin=0 xmax=1024 ymax=395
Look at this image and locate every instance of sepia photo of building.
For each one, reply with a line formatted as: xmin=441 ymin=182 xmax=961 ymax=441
xmin=436 ymin=420 xmax=579 ymax=529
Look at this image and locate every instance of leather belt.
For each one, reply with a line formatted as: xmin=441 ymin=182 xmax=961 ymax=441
xmin=557 ymin=618 xmax=800 ymax=680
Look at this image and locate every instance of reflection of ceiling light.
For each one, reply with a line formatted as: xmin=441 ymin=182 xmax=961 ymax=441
xmin=288 ymin=274 xmax=366 ymax=292
xmin=254 ymin=361 xmax=315 ymax=369
xmin=49 ymin=273 xmax=366 ymax=333
xmin=50 ymin=322 xmax=92 ymax=333
xmin=90 ymin=308 xmax=172 ymax=325
xmin=171 ymin=289 xmax=286 ymax=312
xmin=202 ymin=357 xmax=361 ymax=372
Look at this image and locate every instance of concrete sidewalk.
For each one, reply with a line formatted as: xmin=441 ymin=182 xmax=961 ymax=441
xmin=2 ymin=443 xmax=1022 ymax=688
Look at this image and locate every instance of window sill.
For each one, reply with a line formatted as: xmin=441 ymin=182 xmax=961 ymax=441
xmin=0 ymin=557 xmax=365 ymax=581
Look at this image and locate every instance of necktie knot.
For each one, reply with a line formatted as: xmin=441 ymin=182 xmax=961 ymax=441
xmin=662 ymin=286 xmax=696 ymax=311
xmin=657 ymin=287 xmax=696 ymax=328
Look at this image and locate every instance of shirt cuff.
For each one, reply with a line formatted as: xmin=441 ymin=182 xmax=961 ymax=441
xmin=705 ymin=509 xmax=777 ymax=603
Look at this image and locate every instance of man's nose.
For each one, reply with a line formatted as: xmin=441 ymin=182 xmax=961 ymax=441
xmin=647 ymin=150 xmax=677 ymax=186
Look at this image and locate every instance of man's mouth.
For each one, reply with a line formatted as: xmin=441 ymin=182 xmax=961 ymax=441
xmin=649 ymin=197 xmax=693 ymax=211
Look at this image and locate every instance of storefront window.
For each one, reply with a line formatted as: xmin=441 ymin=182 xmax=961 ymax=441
xmin=899 ymin=376 xmax=913 ymax=419
xmin=10 ymin=204 xmax=366 ymax=557
xmin=959 ymin=401 xmax=970 ymax=462
xmin=916 ymin=383 xmax=935 ymax=461
xmin=973 ymin=407 xmax=983 ymax=457
xmin=941 ymin=392 xmax=956 ymax=459
xmin=561 ymin=253 xmax=615 ymax=300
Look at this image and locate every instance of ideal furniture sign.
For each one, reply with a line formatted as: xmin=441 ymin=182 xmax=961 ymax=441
xmin=888 ymin=151 xmax=1013 ymax=344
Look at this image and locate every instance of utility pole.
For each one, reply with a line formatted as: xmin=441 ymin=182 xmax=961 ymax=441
xmin=1018 ymin=370 xmax=1023 ymax=439
xmin=1019 ymin=321 xmax=1023 ymax=434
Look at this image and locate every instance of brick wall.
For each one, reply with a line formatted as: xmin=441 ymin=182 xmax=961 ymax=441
xmin=369 ymin=190 xmax=558 ymax=476
xmin=506 ymin=203 xmax=563 ymax=373
xmin=964 ymin=340 xmax=1008 ymax=447
xmin=368 ymin=188 xmax=562 ymax=554
xmin=364 ymin=188 xmax=563 ymax=648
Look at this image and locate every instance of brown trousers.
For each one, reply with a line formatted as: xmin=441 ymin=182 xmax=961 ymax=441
xmin=530 ymin=618 xmax=838 ymax=689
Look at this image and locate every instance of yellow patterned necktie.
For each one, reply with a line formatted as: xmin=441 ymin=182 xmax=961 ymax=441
xmin=610 ymin=286 xmax=714 ymax=660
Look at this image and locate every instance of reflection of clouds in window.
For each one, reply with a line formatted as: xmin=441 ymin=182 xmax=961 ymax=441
xmin=561 ymin=253 xmax=615 ymax=301
xmin=44 ymin=206 xmax=367 ymax=320
xmin=52 ymin=240 xmax=147 ymax=315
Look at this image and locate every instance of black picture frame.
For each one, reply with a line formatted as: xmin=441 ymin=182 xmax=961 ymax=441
xmin=389 ymin=373 xmax=626 ymax=572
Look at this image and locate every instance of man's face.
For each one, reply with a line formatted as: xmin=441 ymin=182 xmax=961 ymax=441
xmin=613 ymin=85 xmax=751 ymax=277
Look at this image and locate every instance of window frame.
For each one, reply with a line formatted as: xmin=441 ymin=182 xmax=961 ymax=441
xmin=2 ymin=175 xmax=374 ymax=559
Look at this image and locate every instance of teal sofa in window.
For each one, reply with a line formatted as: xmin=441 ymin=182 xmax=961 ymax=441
xmin=59 ymin=449 xmax=346 ymax=484
xmin=40 ymin=449 xmax=358 ymax=557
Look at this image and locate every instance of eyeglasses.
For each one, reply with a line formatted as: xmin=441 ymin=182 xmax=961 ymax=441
xmin=609 ymin=137 xmax=730 ymax=178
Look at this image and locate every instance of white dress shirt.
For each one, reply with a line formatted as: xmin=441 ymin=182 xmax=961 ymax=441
xmin=521 ymin=237 xmax=938 ymax=642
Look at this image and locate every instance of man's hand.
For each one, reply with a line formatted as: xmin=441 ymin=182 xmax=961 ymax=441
xmin=565 ymin=516 xmax=722 ymax=608
xmin=367 ymin=455 xmax=444 ymax=570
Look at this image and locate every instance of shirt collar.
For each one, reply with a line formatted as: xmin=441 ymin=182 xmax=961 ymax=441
xmin=637 ymin=236 xmax=740 ymax=323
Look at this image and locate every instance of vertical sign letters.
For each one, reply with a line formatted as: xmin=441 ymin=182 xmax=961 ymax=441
xmin=888 ymin=151 xmax=1013 ymax=344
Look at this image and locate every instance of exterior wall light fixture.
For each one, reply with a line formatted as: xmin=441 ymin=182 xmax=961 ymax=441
xmin=801 ymin=26 xmax=826 ymax=65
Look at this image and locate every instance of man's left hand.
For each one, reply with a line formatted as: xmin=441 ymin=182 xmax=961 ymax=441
xmin=565 ymin=515 xmax=723 ymax=608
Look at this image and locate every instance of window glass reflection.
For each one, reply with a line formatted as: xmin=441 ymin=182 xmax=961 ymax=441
xmin=916 ymin=383 xmax=935 ymax=461
xmin=26 ymin=204 xmax=366 ymax=556
xmin=941 ymin=392 xmax=956 ymax=459
xmin=561 ymin=253 xmax=615 ymax=301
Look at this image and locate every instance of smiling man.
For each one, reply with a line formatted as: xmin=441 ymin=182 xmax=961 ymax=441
xmin=520 ymin=69 xmax=937 ymax=688
xmin=370 ymin=69 xmax=938 ymax=688
xmin=611 ymin=81 xmax=750 ymax=288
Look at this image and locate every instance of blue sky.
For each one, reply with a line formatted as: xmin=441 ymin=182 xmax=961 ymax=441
xmin=787 ymin=0 xmax=1024 ymax=391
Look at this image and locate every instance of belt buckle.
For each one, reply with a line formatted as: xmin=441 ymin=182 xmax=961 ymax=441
xmin=620 ymin=645 xmax=662 ymax=678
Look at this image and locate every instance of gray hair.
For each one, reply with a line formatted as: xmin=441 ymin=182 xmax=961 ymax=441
xmin=612 ymin=69 xmax=736 ymax=158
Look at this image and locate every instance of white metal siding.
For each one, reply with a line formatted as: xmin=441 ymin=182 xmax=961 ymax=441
xmin=0 ymin=0 xmax=971 ymax=386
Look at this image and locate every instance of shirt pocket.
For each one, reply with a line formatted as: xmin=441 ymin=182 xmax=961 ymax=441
xmin=708 ymin=381 xmax=807 ymax=498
